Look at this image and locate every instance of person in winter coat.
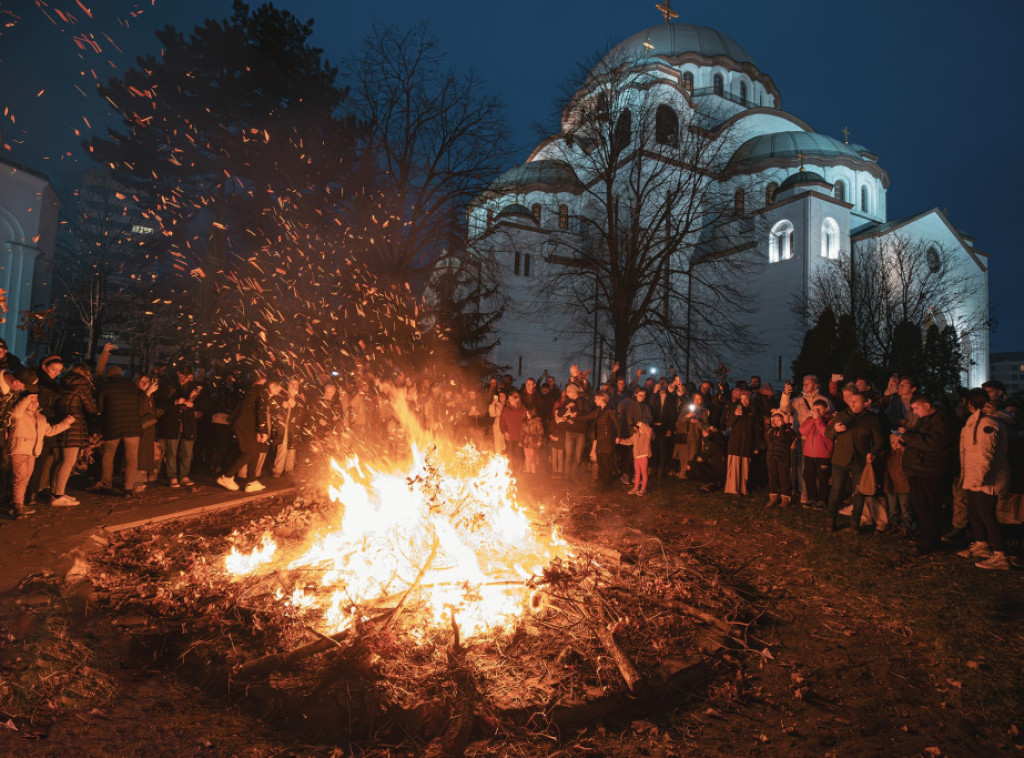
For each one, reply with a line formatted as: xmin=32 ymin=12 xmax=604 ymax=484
xmin=798 ymin=398 xmax=833 ymax=509
xmin=724 ymin=389 xmax=763 ymax=496
xmin=556 ymin=384 xmax=591 ymax=479
xmin=51 ymin=364 xmax=98 ymax=506
xmin=500 ymin=391 xmax=528 ymax=472
xmin=957 ymin=388 xmax=1012 ymax=570
xmin=825 ymin=391 xmax=886 ymax=532
xmin=155 ymin=366 xmax=201 ymax=487
xmin=895 ymin=393 xmax=957 ymax=553
xmin=95 ymin=366 xmax=148 ymax=494
xmin=673 ymin=392 xmax=709 ymax=479
xmin=617 ymin=419 xmax=653 ymax=496
xmin=765 ymin=409 xmax=797 ymax=507
xmin=28 ymin=355 xmax=65 ymax=502
xmin=488 ymin=390 xmax=507 ymax=455
xmin=884 ymin=433 xmax=913 ymax=535
xmin=7 ymin=393 xmax=74 ymax=517
xmin=218 ymin=377 xmax=281 ymax=493
xmin=591 ymin=392 xmax=620 ymax=488
xmin=520 ymin=406 xmax=545 ymax=475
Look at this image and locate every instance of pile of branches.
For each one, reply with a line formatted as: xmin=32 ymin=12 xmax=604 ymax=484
xmin=89 ymin=492 xmax=766 ymax=754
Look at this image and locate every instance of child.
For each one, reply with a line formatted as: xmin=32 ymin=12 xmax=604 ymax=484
xmin=765 ymin=409 xmax=797 ymax=507
xmin=884 ymin=431 xmax=912 ymax=535
xmin=617 ymin=420 xmax=653 ymax=496
xmin=8 ymin=393 xmax=74 ymax=517
xmin=521 ymin=407 xmax=545 ymax=474
xmin=798 ymin=398 xmax=833 ymax=509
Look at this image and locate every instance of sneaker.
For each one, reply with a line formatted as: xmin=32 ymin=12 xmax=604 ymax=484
xmin=169 ymin=478 xmax=180 ymax=488
xmin=244 ymin=480 xmax=266 ymax=493
xmin=942 ymin=526 xmax=968 ymax=542
xmin=11 ymin=504 xmax=34 ymax=518
xmin=958 ymin=541 xmax=992 ymax=559
xmin=179 ymin=477 xmax=194 ymax=486
xmin=626 ymin=489 xmax=639 ymax=495
xmin=217 ymin=475 xmax=240 ymax=492
xmin=50 ymin=495 xmax=80 ymax=507
xmin=635 ymin=490 xmax=647 ymax=497
xmin=975 ymin=552 xmax=1010 ymax=571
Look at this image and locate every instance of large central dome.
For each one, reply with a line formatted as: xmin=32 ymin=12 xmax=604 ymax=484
xmin=604 ymin=23 xmax=755 ymax=67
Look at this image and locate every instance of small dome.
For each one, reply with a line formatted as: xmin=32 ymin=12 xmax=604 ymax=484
xmin=778 ymin=170 xmax=830 ymax=192
xmin=491 ymin=159 xmax=582 ymax=192
xmin=604 ymin=24 xmax=755 ymax=67
xmin=731 ymin=131 xmax=865 ymax=166
xmin=493 ymin=203 xmax=538 ymax=224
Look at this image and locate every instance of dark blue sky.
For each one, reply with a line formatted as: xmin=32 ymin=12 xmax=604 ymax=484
xmin=2 ymin=0 xmax=1020 ymax=350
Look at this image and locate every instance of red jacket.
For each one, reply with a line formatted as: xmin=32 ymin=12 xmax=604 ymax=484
xmin=799 ymin=414 xmax=833 ymax=459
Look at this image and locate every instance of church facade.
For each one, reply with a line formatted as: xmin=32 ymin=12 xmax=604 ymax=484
xmin=468 ymin=22 xmax=989 ymax=387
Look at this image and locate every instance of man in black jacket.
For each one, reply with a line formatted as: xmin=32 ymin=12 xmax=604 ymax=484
xmin=648 ymin=379 xmax=679 ymax=480
xmin=218 ymin=377 xmax=281 ymax=493
xmin=96 ymin=366 xmax=147 ymax=494
xmin=825 ymin=391 xmax=886 ymax=532
xmin=27 ymin=355 xmax=64 ymax=502
xmin=895 ymin=394 xmax=957 ymax=554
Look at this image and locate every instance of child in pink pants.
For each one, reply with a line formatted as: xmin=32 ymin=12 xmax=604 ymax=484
xmin=617 ymin=421 xmax=653 ymax=496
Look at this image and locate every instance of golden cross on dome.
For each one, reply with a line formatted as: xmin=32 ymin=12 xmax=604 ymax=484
xmin=798 ymin=151 xmax=805 ymax=170
xmin=656 ymin=1 xmax=678 ymax=24
xmin=842 ymin=126 xmax=850 ymax=144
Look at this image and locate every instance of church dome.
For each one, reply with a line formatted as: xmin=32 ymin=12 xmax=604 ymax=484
xmin=491 ymin=159 xmax=583 ymax=192
xmin=778 ymin=169 xmax=830 ymax=192
xmin=730 ymin=131 xmax=864 ymax=166
xmin=604 ymin=24 xmax=755 ymax=67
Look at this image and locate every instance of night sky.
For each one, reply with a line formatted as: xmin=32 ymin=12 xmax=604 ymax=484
xmin=1 ymin=0 xmax=1020 ymax=351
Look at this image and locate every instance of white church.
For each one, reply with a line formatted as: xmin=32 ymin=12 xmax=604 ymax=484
xmin=468 ymin=20 xmax=990 ymax=388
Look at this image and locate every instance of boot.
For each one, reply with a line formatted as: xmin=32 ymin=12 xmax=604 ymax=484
xmin=765 ymin=493 xmax=780 ymax=508
xmin=779 ymin=495 xmax=791 ymax=508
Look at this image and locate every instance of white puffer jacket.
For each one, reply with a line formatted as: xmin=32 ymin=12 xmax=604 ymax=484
xmin=959 ymin=410 xmax=1011 ymax=495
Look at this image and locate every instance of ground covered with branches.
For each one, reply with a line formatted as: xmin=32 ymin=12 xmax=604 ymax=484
xmin=1 ymin=480 xmax=1022 ymax=756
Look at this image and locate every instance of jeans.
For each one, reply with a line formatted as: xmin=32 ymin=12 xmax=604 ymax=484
xmin=160 ymin=437 xmax=194 ymax=479
xmin=564 ymin=432 xmax=585 ymax=477
xmin=965 ymin=489 xmax=1004 ymax=552
xmin=885 ymin=492 xmax=913 ymax=530
xmin=101 ymin=436 xmax=140 ymax=490
xmin=827 ymin=461 xmax=866 ymax=527
xmin=53 ymin=447 xmax=80 ymax=496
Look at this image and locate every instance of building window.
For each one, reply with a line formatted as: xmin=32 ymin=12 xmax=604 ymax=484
xmin=821 ymin=217 xmax=840 ymax=259
xmin=833 ymin=180 xmax=846 ymax=203
xmin=734 ymin=188 xmax=745 ymax=216
xmin=655 ymin=104 xmax=678 ymax=146
xmin=860 ymin=185 xmax=870 ymax=213
xmin=558 ymin=204 xmax=569 ymax=230
xmin=682 ymin=71 xmax=694 ymax=92
xmin=514 ymin=251 xmax=521 ymax=275
xmin=595 ymin=91 xmax=609 ymax=119
xmin=765 ymin=182 xmax=778 ymax=205
xmin=713 ymin=73 xmax=724 ymax=95
xmin=614 ymin=109 xmax=632 ymax=149
xmin=927 ymin=246 xmax=941 ymax=273
xmin=739 ymin=81 xmax=747 ymax=102
xmin=531 ymin=203 xmax=541 ymax=224
xmin=524 ymin=253 xmax=531 ymax=277
xmin=770 ymin=219 xmax=794 ymax=263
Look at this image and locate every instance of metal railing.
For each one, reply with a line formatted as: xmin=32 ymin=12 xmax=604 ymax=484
xmin=689 ymin=86 xmax=768 ymax=109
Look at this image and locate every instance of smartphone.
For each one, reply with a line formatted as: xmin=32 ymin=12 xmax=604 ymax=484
xmin=689 ymin=404 xmax=696 ymax=412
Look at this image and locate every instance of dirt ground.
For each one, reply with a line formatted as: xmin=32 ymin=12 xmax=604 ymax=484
xmin=1 ymin=476 xmax=1021 ymax=757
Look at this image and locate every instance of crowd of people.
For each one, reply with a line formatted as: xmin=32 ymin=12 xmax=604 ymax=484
xmin=2 ymin=338 xmax=1020 ymax=572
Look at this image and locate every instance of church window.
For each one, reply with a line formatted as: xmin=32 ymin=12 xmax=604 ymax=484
xmin=766 ymin=182 xmax=778 ymax=205
xmin=682 ymin=71 xmax=694 ymax=92
xmin=734 ymin=188 xmax=745 ymax=216
xmin=770 ymin=219 xmax=794 ymax=263
xmin=860 ymin=185 xmax=870 ymax=213
xmin=558 ymin=204 xmax=569 ymax=230
xmin=514 ymin=252 xmax=521 ymax=275
xmin=713 ymin=73 xmax=724 ymax=95
xmin=821 ymin=217 xmax=840 ymax=259
xmin=614 ymin=109 xmax=632 ymax=149
xmin=833 ymin=180 xmax=846 ymax=203
xmin=524 ymin=253 xmax=532 ymax=277
xmin=739 ymin=81 xmax=748 ymax=102
xmin=926 ymin=246 xmax=941 ymax=273
xmin=595 ymin=91 xmax=609 ymax=119
xmin=655 ymin=104 xmax=678 ymax=146
xmin=531 ymin=203 xmax=541 ymax=223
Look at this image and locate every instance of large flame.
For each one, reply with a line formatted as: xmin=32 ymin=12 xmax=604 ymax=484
xmin=224 ymin=389 xmax=568 ymax=639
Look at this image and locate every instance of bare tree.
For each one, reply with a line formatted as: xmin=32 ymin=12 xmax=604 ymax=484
xmin=344 ymin=23 xmax=510 ymax=289
xmin=522 ymin=51 xmax=761 ymax=377
xmin=804 ymin=232 xmax=988 ymax=374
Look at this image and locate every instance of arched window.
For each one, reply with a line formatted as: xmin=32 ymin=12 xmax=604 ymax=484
xmin=769 ymin=219 xmax=794 ymax=263
xmin=734 ymin=188 xmax=745 ymax=216
xmin=595 ymin=91 xmax=609 ymax=119
xmin=713 ymin=73 xmax=724 ymax=95
xmin=739 ymin=81 xmax=747 ymax=102
xmin=531 ymin=203 xmax=541 ymax=223
xmin=927 ymin=246 xmax=941 ymax=273
xmin=821 ymin=217 xmax=840 ymax=259
xmin=765 ymin=182 xmax=778 ymax=205
xmin=655 ymin=104 xmax=678 ymax=146
xmin=614 ymin=109 xmax=632 ymax=150
xmin=558 ymin=204 xmax=569 ymax=231
xmin=833 ymin=180 xmax=846 ymax=203
xmin=682 ymin=71 xmax=694 ymax=93
xmin=860 ymin=185 xmax=870 ymax=213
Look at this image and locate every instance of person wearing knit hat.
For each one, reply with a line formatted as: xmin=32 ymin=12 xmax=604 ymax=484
xmin=0 ymin=338 xmax=22 ymax=373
